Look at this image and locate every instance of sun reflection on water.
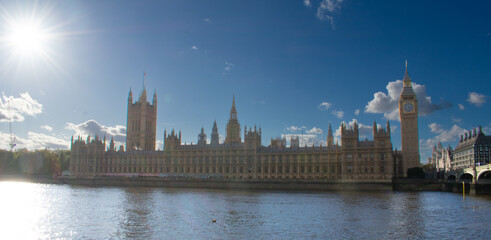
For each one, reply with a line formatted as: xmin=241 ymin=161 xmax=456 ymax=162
xmin=0 ymin=181 xmax=47 ymax=240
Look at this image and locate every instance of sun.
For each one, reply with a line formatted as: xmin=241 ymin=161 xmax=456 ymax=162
xmin=0 ymin=2 xmax=70 ymax=78
xmin=5 ymin=20 xmax=49 ymax=57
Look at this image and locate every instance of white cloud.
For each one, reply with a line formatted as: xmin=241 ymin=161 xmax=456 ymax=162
xmin=306 ymin=127 xmax=323 ymax=134
xmin=467 ymin=92 xmax=486 ymax=107
xmin=332 ymin=110 xmax=344 ymax=119
xmin=318 ymin=102 xmax=332 ymax=111
xmin=303 ymin=0 xmax=311 ymax=7
xmin=41 ymin=125 xmax=53 ymax=132
xmin=0 ymin=92 xmax=43 ymax=122
xmin=156 ymin=140 xmax=163 ymax=150
xmin=0 ymin=131 xmax=69 ymax=150
xmin=283 ymin=125 xmax=324 ymax=146
xmin=458 ymin=104 xmax=465 ymax=110
xmin=364 ymin=80 xmax=452 ymax=121
xmin=65 ymin=119 xmax=126 ymax=147
xmin=354 ymin=109 xmax=360 ymax=116
xmin=203 ymin=18 xmax=212 ymax=23
xmin=191 ymin=45 xmax=198 ymax=50
xmin=316 ymin=0 xmax=345 ymax=29
xmin=420 ymin=124 xmax=467 ymax=150
xmin=345 ymin=119 xmax=384 ymax=139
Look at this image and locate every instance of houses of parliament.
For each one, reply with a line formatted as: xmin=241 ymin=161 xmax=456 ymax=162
xmin=70 ymin=65 xmax=421 ymax=182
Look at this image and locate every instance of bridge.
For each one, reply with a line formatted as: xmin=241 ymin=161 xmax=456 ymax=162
xmin=445 ymin=164 xmax=491 ymax=184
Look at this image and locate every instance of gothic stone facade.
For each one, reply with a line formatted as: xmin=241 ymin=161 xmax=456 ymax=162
xmin=452 ymin=126 xmax=491 ymax=170
xmin=399 ymin=63 xmax=421 ymax=175
xmin=70 ymin=89 xmax=394 ymax=182
xmin=126 ymin=88 xmax=157 ymax=151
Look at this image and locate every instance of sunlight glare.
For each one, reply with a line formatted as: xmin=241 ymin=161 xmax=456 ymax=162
xmin=6 ymin=20 xmax=49 ymax=56
xmin=0 ymin=181 xmax=47 ymax=239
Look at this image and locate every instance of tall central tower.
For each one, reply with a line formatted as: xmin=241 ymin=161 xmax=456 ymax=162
xmin=399 ymin=61 xmax=420 ymax=175
xmin=225 ymin=95 xmax=241 ymax=144
xmin=126 ymin=87 xmax=157 ymax=151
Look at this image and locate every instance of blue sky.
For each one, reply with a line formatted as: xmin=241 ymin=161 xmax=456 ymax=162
xmin=0 ymin=0 xmax=490 ymax=162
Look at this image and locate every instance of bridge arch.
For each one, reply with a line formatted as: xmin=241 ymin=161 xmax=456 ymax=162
xmin=447 ymin=175 xmax=457 ymax=183
xmin=459 ymin=173 xmax=473 ymax=183
xmin=477 ymin=171 xmax=491 ymax=184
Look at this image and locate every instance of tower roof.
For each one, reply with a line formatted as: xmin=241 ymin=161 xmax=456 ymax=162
xmin=403 ymin=60 xmax=411 ymax=83
xmin=401 ymin=60 xmax=416 ymax=96
xmin=231 ymin=94 xmax=237 ymax=114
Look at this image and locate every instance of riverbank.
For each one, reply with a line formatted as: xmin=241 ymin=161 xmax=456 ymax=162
xmin=3 ymin=174 xmax=491 ymax=194
xmin=59 ymin=176 xmax=394 ymax=191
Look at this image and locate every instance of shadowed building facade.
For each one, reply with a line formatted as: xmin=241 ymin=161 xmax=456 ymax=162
xmin=70 ymin=65 xmax=421 ymax=181
xmin=70 ymin=94 xmax=395 ymax=182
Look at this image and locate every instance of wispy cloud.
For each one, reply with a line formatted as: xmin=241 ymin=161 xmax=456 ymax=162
xmin=223 ymin=61 xmax=234 ymax=75
xmin=420 ymin=123 xmax=467 ymax=151
xmin=286 ymin=125 xmax=306 ymax=132
xmin=303 ymin=0 xmax=311 ymax=7
xmin=315 ymin=0 xmax=345 ymax=29
xmin=365 ymin=80 xmax=452 ymax=121
xmin=41 ymin=125 xmax=53 ymax=132
xmin=467 ymin=92 xmax=486 ymax=107
xmin=203 ymin=18 xmax=212 ymax=23
xmin=354 ymin=109 xmax=360 ymax=116
xmin=332 ymin=110 xmax=344 ymax=119
xmin=451 ymin=116 xmax=462 ymax=124
xmin=318 ymin=102 xmax=332 ymax=111
xmin=0 ymin=92 xmax=43 ymax=122
xmin=458 ymin=104 xmax=465 ymax=110
xmin=191 ymin=45 xmax=198 ymax=50
xmin=282 ymin=133 xmax=326 ymax=147
xmin=0 ymin=131 xmax=69 ymax=150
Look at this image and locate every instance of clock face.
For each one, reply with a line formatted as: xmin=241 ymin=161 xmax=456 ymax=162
xmin=404 ymin=102 xmax=414 ymax=112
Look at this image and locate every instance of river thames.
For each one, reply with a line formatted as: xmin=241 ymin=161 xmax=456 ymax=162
xmin=1 ymin=181 xmax=490 ymax=239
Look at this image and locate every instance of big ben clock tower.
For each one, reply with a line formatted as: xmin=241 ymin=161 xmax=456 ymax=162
xmin=399 ymin=61 xmax=420 ymax=176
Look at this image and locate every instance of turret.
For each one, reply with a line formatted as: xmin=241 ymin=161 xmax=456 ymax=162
xmin=386 ymin=120 xmax=391 ymax=136
xmin=327 ymin=123 xmax=334 ymax=147
xmin=211 ymin=120 xmax=219 ymax=146
xmin=225 ymin=95 xmax=241 ymax=144
xmin=230 ymin=94 xmax=237 ymax=120
xmin=128 ymin=88 xmax=133 ymax=103
xmin=373 ymin=121 xmax=377 ymax=136
xmin=139 ymin=88 xmax=147 ymax=102
xmin=198 ymin=127 xmax=207 ymax=146
xmin=109 ymin=137 xmax=115 ymax=151
xmin=153 ymin=90 xmax=157 ymax=106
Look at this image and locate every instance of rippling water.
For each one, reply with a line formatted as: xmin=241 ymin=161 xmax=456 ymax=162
xmin=0 ymin=181 xmax=490 ymax=239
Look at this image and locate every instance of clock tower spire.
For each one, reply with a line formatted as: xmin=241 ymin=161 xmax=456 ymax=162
xmin=399 ymin=61 xmax=420 ymax=176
